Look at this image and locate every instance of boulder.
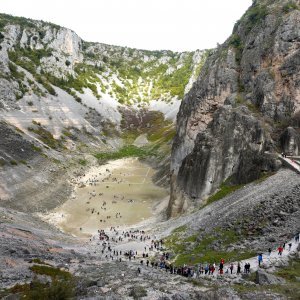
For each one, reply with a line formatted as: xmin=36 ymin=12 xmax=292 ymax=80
xmin=255 ymin=269 xmax=285 ymax=285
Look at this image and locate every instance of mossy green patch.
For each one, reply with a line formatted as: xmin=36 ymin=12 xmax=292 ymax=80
xmin=31 ymin=258 xmax=49 ymax=265
xmin=205 ymin=182 xmax=244 ymax=207
xmin=30 ymin=265 xmax=72 ymax=280
xmin=165 ymin=228 xmax=255 ymax=267
xmin=2 ymin=265 xmax=76 ymax=298
xmin=276 ymin=258 xmax=300 ymax=283
xmin=94 ymin=145 xmax=156 ymax=162
xmin=282 ymin=1 xmax=299 ymax=13
xmin=78 ymin=159 xmax=88 ymax=166
xmin=28 ymin=126 xmax=63 ymax=149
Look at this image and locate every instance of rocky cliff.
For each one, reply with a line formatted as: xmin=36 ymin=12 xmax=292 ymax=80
xmin=169 ymin=0 xmax=300 ymax=217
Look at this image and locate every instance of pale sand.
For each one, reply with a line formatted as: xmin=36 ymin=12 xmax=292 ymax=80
xmin=39 ymin=158 xmax=168 ymax=237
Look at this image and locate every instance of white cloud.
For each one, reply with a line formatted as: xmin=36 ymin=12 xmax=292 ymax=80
xmin=0 ymin=0 xmax=252 ymax=51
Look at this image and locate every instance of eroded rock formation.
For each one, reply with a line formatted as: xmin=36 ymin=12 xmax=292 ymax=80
xmin=169 ymin=0 xmax=300 ymax=217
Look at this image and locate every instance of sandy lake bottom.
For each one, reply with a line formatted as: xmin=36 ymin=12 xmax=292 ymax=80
xmin=48 ymin=158 xmax=168 ymax=237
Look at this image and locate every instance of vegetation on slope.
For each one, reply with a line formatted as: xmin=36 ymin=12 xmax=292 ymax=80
xmin=94 ymin=145 xmax=157 ymax=162
xmin=0 ymin=264 xmax=75 ymax=299
xmin=1 ymin=13 xmax=209 ymax=104
xmin=165 ymin=227 xmax=255 ymax=266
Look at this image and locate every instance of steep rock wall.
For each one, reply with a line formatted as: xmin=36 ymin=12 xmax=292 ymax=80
xmin=169 ymin=0 xmax=300 ymax=217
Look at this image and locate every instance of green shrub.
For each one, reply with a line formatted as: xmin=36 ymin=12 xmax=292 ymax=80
xmin=6 ymin=277 xmax=74 ymax=299
xmin=229 ymin=34 xmax=244 ymax=64
xmin=282 ymin=1 xmax=299 ymax=13
xmin=244 ymin=3 xmax=268 ymax=34
xmin=78 ymin=159 xmax=87 ymax=166
xmin=129 ymin=286 xmax=147 ymax=299
xmin=28 ymin=126 xmax=62 ymax=149
xmin=8 ymin=62 xmax=25 ymax=80
xmin=31 ymin=144 xmax=42 ymax=152
xmin=30 ymin=265 xmax=72 ymax=280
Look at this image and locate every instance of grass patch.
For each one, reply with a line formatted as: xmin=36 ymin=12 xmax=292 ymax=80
xmin=31 ymin=258 xmax=50 ymax=265
xmin=254 ymin=171 xmax=276 ymax=184
xmin=282 ymin=1 xmax=299 ymax=14
xmin=233 ymin=258 xmax=300 ymax=298
xmin=172 ymin=225 xmax=187 ymax=234
xmin=30 ymin=265 xmax=72 ymax=280
xmin=31 ymin=144 xmax=42 ymax=153
xmin=94 ymin=145 xmax=156 ymax=162
xmin=147 ymin=124 xmax=175 ymax=143
xmin=2 ymin=279 xmax=75 ymax=299
xmin=10 ymin=160 xmax=18 ymax=166
xmin=205 ymin=182 xmax=244 ymax=207
xmin=275 ymin=258 xmax=300 ymax=283
xmin=0 ymin=264 xmax=75 ymax=299
xmin=165 ymin=228 xmax=255 ymax=267
xmin=28 ymin=126 xmax=63 ymax=149
xmin=78 ymin=159 xmax=88 ymax=166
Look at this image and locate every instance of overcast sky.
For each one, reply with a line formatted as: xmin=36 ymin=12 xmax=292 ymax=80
xmin=0 ymin=0 xmax=252 ymax=51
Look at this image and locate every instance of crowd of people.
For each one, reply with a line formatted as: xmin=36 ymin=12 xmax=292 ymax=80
xmin=74 ymin=162 xmax=299 ymax=279
xmin=90 ymin=227 xmax=300 ymax=280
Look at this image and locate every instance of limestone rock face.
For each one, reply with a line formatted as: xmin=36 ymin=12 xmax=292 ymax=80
xmin=171 ymin=47 xmax=238 ymax=175
xmin=168 ymin=106 xmax=279 ymax=216
xmin=280 ymin=127 xmax=300 ymax=155
xmin=169 ymin=0 xmax=300 ymax=216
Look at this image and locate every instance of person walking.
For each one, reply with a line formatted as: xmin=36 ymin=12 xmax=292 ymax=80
xmin=237 ymin=262 xmax=241 ymax=274
xmin=288 ymin=243 xmax=292 ymax=251
xmin=246 ymin=263 xmax=251 ymax=273
xmin=219 ymin=258 xmax=224 ymax=275
xmin=230 ymin=263 xmax=234 ymax=274
xmin=219 ymin=262 xmax=224 ymax=275
xmin=258 ymin=253 xmax=263 ymax=267
xmin=204 ymin=264 xmax=209 ymax=275
xmin=278 ymin=246 xmax=283 ymax=256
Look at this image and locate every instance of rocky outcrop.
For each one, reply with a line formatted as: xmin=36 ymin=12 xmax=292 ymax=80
xmin=255 ymin=270 xmax=286 ymax=285
xmin=169 ymin=0 xmax=300 ymax=216
xmin=280 ymin=126 xmax=300 ymax=155
xmin=0 ymin=121 xmax=40 ymax=163
xmin=169 ymin=106 xmax=281 ymax=215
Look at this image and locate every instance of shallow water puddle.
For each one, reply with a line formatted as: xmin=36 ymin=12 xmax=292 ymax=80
xmin=52 ymin=158 xmax=168 ymax=236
